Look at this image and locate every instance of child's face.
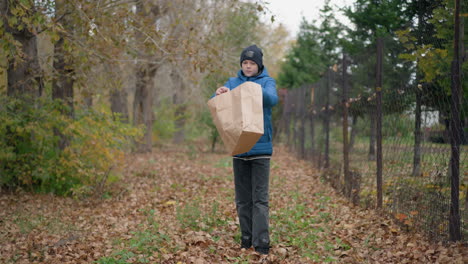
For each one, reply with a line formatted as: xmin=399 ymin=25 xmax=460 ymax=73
xmin=241 ymin=60 xmax=259 ymax=77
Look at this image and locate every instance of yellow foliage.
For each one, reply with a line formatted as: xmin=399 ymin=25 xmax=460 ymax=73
xmin=0 ymin=96 xmax=143 ymax=196
xmin=61 ymin=107 xmax=143 ymax=196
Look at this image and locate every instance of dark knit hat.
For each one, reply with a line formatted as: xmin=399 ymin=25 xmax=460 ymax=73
xmin=240 ymin=45 xmax=263 ymax=70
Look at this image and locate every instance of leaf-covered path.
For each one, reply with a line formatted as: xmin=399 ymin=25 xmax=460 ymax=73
xmin=1 ymin=145 xmax=465 ymax=263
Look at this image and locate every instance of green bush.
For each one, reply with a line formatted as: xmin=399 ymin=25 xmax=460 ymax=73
xmin=0 ymin=96 xmax=143 ymax=196
xmin=152 ymin=100 xmax=177 ymax=142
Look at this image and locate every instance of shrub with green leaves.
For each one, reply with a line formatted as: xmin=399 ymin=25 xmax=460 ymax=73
xmin=0 ymin=96 xmax=143 ymax=196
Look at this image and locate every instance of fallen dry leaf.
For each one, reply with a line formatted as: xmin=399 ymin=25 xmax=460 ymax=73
xmin=0 ymin=144 xmax=465 ymax=264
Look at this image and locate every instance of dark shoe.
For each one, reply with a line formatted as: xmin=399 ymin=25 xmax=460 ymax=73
xmin=241 ymin=239 xmax=252 ymax=249
xmin=255 ymin=246 xmax=269 ymax=255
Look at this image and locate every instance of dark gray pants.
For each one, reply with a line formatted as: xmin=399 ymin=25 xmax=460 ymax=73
xmin=233 ymin=158 xmax=270 ymax=249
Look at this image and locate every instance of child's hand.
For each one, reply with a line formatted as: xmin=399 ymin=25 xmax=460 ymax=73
xmin=216 ymin=86 xmax=229 ymax=95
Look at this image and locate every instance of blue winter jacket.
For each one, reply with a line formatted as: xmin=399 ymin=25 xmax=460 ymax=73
xmin=213 ymin=67 xmax=278 ymax=157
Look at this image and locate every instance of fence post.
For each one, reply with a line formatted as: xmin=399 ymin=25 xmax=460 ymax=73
xmin=412 ymin=2 xmax=424 ymax=177
xmin=376 ymin=37 xmax=383 ymax=209
xmin=299 ymin=87 xmax=306 ymax=159
xmin=413 ymin=84 xmax=422 ymax=177
xmin=292 ymin=90 xmax=297 ymax=153
xmin=309 ymin=86 xmax=316 ymax=161
xmin=449 ymin=0 xmax=461 ymax=242
xmin=284 ymin=92 xmax=292 ymax=149
xmin=324 ymin=70 xmax=331 ymax=169
xmin=342 ymin=53 xmax=351 ymax=198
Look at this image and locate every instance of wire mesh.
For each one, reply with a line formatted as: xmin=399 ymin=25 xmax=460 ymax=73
xmin=277 ymin=57 xmax=467 ymax=242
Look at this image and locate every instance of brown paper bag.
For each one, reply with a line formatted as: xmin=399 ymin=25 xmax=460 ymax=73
xmin=207 ymin=81 xmax=264 ymax=155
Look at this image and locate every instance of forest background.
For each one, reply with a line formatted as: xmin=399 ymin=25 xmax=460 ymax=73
xmin=0 ymin=0 xmax=293 ymax=195
xmin=0 ymin=0 xmax=466 ymax=262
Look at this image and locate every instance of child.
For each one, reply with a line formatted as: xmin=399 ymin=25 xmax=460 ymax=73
xmin=215 ymin=44 xmax=278 ymax=254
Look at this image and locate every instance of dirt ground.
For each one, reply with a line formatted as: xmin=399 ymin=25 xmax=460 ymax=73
xmin=0 ymin=145 xmax=466 ymax=263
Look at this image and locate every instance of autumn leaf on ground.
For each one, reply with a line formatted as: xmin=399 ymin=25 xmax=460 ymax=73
xmin=0 ymin=144 xmax=465 ymax=264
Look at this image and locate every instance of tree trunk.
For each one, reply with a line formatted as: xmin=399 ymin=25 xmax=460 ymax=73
xmin=52 ymin=0 xmax=74 ymax=111
xmin=133 ymin=65 xmax=155 ymax=153
xmin=3 ymin=1 xmax=42 ymax=98
xmin=132 ymin=0 xmax=161 ymax=153
xmin=52 ymin=0 xmax=75 ymax=150
xmin=110 ymin=87 xmax=129 ymax=122
xmin=83 ymin=96 xmax=93 ymax=108
xmin=171 ymin=68 xmax=186 ymax=144
xmin=349 ymin=115 xmax=358 ymax=151
xmin=52 ymin=34 xmax=74 ymax=109
xmin=108 ymin=54 xmax=128 ymax=121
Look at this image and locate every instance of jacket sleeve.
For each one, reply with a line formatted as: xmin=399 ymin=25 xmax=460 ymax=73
xmin=223 ymin=79 xmax=233 ymax=89
xmin=210 ymin=79 xmax=232 ymax=98
xmin=262 ymin=78 xmax=278 ymax=107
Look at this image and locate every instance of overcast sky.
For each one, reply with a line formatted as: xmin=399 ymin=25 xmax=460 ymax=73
xmin=265 ymin=0 xmax=353 ymax=37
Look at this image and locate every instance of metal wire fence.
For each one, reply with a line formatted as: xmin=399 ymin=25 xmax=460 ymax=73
xmin=276 ymin=54 xmax=466 ymax=243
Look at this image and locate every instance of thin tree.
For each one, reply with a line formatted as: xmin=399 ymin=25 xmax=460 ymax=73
xmin=449 ymin=0 xmax=461 ymax=242
xmin=132 ymin=0 xmax=168 ymax=153
xmin=52 ymin=0 xmax=75 ymax=149
xmin=2 ymin=0 xmax=43 ymax=97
